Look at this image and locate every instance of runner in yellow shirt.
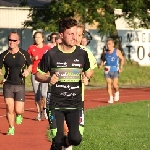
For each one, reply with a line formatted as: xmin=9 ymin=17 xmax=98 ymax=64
xmin=62 ymin=23 xmax=97 ymax=150
xmin=76 ymin=24 xmax=97 ymax=101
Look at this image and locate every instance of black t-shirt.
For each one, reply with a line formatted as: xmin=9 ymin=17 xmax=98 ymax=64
xmin=38 ymin=45 xmax=90 ymax=108
xmin=0 ymin=48 xmax=32 ymax=85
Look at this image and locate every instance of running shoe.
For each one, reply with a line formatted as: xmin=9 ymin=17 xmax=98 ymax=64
xmin=108 ymin=96 xmax=114 ymax=103
xmin=64 ymin=146 xmax=72 ymax=150
xmin=16 ymin=114 xmax=23 ymax=125
xmin=7 ymin=127 xmax=14 ymax=135
xmin=62 ymin=146 xmax=73 ymax=150
xmin=114 ymin=92 xmax=119 ymax=101
xmin=35 ymin=112 xmax=42 ymax=121
xmin=43 ymin=109 xmax=48 ymax=120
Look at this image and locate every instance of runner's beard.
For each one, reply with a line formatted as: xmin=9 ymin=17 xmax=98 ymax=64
xmin=63 ymin=39 xmax=75 ymax=48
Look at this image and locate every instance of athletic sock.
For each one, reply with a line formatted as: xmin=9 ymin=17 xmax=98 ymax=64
xmin=115 ymin=91 xmax=119 ymax=95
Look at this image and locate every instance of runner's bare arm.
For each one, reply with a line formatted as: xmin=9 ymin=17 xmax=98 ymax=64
xmin=117 ymin=50 xmax=124 ymax=72
xmin=27 ymin=64 xmax=32 ymax=72
xmin=84 ymin=69 xmax=93 ymax=79
xmin=22 ymin=64 xmax=32 ymax=77
xmin=35 ymin=72 xmax=58 ymax=85
xmin=0 ymin=69 xmax=3 ymax=76
xmin=82 ymin=70 xmax=93 ymax=85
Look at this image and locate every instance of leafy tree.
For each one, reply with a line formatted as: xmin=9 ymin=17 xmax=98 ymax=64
xmin=21 ymin=0 xmax=150 ymax=53
xmin=13 ymin=0 xmax=150 ymax=33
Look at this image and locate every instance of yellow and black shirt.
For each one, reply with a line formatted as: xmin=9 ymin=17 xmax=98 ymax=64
xmin=0 ymin=48 xmax=32 ymax=85
xmin=37 ymin=45 xmax=90 ymax=108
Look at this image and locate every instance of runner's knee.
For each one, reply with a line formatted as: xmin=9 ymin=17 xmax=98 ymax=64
xmin=6 ymin=104 xmax=14 ymax=114
xmin=113 ymin=83 xmax=118 ymax=89
xmin=15 ymin=108 xmax=24 ymax=114
xmin=113 ymin=80 xmax=118 ymax=89
xmin=107 ymin=82 xmax=112 ymax=89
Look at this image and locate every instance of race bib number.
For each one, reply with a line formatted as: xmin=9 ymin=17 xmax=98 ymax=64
xmin=104 ymin=66 xmax=110 ymax=74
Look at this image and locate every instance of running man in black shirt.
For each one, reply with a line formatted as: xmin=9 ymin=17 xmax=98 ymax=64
xmin=0 ymin=32 xmax=32 ymax=135
xmin=35 ymin=18 xmax=93 ymax=150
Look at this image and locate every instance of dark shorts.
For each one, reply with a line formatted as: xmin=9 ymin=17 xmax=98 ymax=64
xmin=104 ymin=71 xmax=119 ymax=79
xmin=3 ymin=82 xmax=25 ymax=102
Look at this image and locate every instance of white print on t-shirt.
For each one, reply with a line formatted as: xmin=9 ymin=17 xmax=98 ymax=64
xmin=72 ymin=63 xmax=82 ymax=67
xmin=74 ymin=59 xmax=79 ymax=62
xmin=56 ymin=84 xmax=79 ymax=90
xmin=56 ymin=62 xmax=67 ymax=67
xmin=111 ymin=57 xmax=115 ymax=61
xmin=60 ymin=92 xmax=76 ymax=97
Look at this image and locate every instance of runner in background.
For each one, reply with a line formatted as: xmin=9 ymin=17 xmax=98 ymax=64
xmin=62 ymin=23 xmax=97 ymax=150
xmin=0 ymin=32 xmax=32 ymax=135
xmin=27 ymin=31 xmax=50 ymax=121
xmin=56 ymin=35 xmax=62 ymax=45
xmin=47 ymin=32 xmax=59 ymax=48
xmin=98 ymin=38 xmax=124 ymax=103
xmin=81 ymin=36 xmax=92 ymax=53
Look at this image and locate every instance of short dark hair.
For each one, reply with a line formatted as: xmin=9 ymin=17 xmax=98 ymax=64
xmin=8 ymin=31 xmax=20 ymax=40
xmin=50 ymin=32 xmax=59 ymax=40
xmin=33 ymin=31 xmax=45 ymax=44
xmin=106 ymin=38 xmax=114 ymax=44
xmin=59 ymin=18 xmax=77 ymax=33
xmin=82 ymin=36 xmax=88 ymax=40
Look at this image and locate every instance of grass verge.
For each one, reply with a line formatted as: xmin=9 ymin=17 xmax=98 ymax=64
xmin=47 ymin=100 xmax=150 ymax=150
xmin=90 ymin=65 xmax=150 ymax=86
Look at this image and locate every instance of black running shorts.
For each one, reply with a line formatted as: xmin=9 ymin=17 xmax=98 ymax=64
xmin=3 ymin=82 xmax=25 ymax=102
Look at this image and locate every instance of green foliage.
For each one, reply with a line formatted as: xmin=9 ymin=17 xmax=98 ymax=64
xmin=22 ymin=0 xmax=150 ymax=35
xmin=124 ymin=0 xmax=150 ymax=29
xmin=23 ymin=0 xmax=84 ymax=32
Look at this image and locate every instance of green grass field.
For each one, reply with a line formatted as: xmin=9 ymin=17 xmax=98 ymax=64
xmin=75 ymin=101 xmax=150 ymax=150
xmin=47 ymin=101 xmax=150 ymax=150
xmin=89 ymin=65 xmax=150 ymax=86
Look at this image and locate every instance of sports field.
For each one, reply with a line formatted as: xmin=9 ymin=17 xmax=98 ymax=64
xmin=0 ymin=88 xmax=150 ymax=149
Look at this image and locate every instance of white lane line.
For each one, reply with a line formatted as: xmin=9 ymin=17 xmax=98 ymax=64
xmin=0 ymin=99 xmax=35 ymax=104
xmin=0 ymin=115 xmax=6 ymax=118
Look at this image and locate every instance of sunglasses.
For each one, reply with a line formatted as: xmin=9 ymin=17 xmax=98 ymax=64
xmin=8 ymin=39 xmax=17 ymax=42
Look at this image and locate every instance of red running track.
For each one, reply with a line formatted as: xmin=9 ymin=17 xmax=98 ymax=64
xmin=0 ymin=88 xmax=150 ymax=150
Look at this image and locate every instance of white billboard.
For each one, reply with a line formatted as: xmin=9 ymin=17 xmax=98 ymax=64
xmin=118 ymin=29 xmax=150 ymax=66
xmin=89 ymin=29 xmax=150 ymax=66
